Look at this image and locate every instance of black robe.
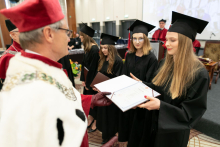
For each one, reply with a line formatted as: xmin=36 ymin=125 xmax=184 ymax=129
xmin=74 ymin=37 xmax=82 ymax=49
xmin=68 ymin=38 xmax=75 ymax=49
xmin=118 ymin=51 xmax=158 ymax=142
xmin=128 ymin=60 xmax=209 ymax=147
xmin=80 ymin=45 xmax=100 ymax=118
xmin=58 ymin=55 xmax=75 ymax=87
xmin=96 ymin=55 xmax=123 ymax=140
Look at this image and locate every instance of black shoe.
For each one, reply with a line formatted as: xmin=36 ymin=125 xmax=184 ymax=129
xmin=87 ymin=119 xmax=94 ymax=129
xmin=101 ymin=138 xmax=109 ymax=144
xmin=88 ymin=128 xmax=97 ymax=133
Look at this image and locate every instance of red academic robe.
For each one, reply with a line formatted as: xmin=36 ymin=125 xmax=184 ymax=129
xmin=152 ymin=28 xmax=167 ymax=41
xmin=152 ymin=28 xmax=168 ymax=58
xmin=0 ymin=47 xmax=92 ymax=147
xmin=193 ymin=39 xmax=201 ymax=48
xmin=0 ymin=41 xmax=23 ymax=79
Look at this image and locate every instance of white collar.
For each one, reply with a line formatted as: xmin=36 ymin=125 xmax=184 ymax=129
xmin=25 ymin=49 xmax=41 ymax=55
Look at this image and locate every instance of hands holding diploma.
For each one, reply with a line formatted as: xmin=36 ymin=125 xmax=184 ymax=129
xmin=94 ymin=74 xmax=161 ymax=112
xmin=130 ymin=73 xmax=160 ymax=110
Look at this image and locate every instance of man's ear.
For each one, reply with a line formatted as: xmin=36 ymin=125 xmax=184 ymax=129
xmin=42 ymin=26 xmax=54 ymax=43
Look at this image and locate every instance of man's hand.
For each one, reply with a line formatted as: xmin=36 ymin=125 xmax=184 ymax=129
xmin=91 ymin=92 xmax=112 ymax=109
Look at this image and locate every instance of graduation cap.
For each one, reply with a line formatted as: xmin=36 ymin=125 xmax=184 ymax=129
xmin=159 ymin=19 xmax=166 ymax=23
xmin=100 ymin=33 xmax=119 ymax=45
xmin=168 ymin=11 xmax=208 ymax=41
xmin=128 ymin=19 xmax=155 ymax=36
xmin=5 ymin=19 xmax=16 ymax=32
xmin=80 ymin=22 xmax=95 ymax=37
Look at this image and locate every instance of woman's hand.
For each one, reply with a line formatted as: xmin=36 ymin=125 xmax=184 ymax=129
xmin=93 ymin=88 xmax=101 ymax=92
xmin=82 ymin=81 xmax=86 ymax=87
xmin=130 ymin=73 xmax=142 ymax=82
xmin=138 ymin=96 xmax=160 ymax=110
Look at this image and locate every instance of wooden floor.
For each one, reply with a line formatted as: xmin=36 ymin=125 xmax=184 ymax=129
xmin=75 ymin=75 xmax=220 ymax=147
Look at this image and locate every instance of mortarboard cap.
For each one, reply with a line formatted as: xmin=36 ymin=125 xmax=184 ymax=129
xmin=0 ymin=0 xmax=65 ymax=33
xmin=5 ymin=19 xmax=16 ymax=32
xmin=80 ymin=23 xmax=95 ymax=37
xmin=100 ymin=33 xmax=119 ymax=45
xmin=128 ymin=20 xmax=155 ymax=36
xmin=168 ymin=11 xmax=208 ymax=41
xmin=159 ymin=19 xmax=166 ymax=23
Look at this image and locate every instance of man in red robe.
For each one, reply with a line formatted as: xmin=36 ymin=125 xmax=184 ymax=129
xmin=152 ymin=19 xmax=168 ymax=42
xmin=0 ymin=1 xmax=111 ymax=147
xmin=152 ymin=19 xmax=168 ymax=58
xmin=0 ymin=20 xmax=23 ymax=90
xmin=193 ymin=39 xmax=201 ymax=55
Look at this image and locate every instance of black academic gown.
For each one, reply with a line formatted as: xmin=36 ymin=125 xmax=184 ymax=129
xmin=58 ymin=55 xmax=75 ymax=87
xmin=74 ymin=37 xmax=82 ymax=49
xmin=118 ymin=51 xmax=158 ymax=142
xmin=128 ymin=60 xmax=209 ymax=147
xmin=80 ymin=45 xmax=100 ymax=118
xmin=68 ymin=38 xmax=75 ymax=49
xmin=96 ymin=55 xmax=123 ymax=140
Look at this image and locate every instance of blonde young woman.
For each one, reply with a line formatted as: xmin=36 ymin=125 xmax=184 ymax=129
xmin=129 ymin=12 xmax=209 ymax=147
xmin=95 ymin=33 xmax=123 ymax=144
xmin=118 ymin=20 xmax=158 ymax=144
xmin=79 ymin=23 xmax=99 ymax=131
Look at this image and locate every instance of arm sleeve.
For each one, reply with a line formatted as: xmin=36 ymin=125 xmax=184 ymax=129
xmin=85 ymin=48 xmax=100 ymax=88
xmin=157 ymin=70 xmax=209 ymax=134
xmin=0 ymin=54 xmax=14 ymax=79
xmin=80 ymin=94 xmax=92 ymax=117
xmin=145 ymin=57 xmax=158 ymax=83
xmin=80 ymin=54 xmax=85 ymax=81
xmin=113 ymin=58 xmax=123 ymax=77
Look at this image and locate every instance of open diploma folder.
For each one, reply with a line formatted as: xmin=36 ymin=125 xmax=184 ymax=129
xmin=94 ymin=75 xmax=160 ymax=112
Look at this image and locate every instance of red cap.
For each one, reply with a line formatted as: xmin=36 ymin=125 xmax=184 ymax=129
xmin=0 ymin=0 xmax=65 ymax=32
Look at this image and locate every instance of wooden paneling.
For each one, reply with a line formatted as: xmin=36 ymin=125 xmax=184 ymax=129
xmin=0 ymin=0 xmax=12 ymax=48
xmin=66 ymin=0 xmax=77 ymax=37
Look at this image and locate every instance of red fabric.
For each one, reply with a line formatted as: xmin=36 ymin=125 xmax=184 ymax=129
xmin=80 ymin=94 xmax=92 ymax=147
xmin=0 ymin=41 xmax=23 ymax=79
xmin=152 ymin=28 xmax=168 ymax=41
xmin=20 ymin=50 xmax=63 ymax=69
xmin=193 ymin=39 xmax=201 ymax=48
xmin=124 ymin=51 xmax=128 ymax=59
xmin=193 ymin=47 xmax=196 ymax=53
xmin=63 ymin=69 xmax=68 ymax=77
xmin=127 ymin=31 xmax=131 ymax=50
xmin=0 ymin=0 xmax=64 ymax=32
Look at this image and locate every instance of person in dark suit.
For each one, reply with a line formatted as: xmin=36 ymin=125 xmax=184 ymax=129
xmin=74 ymin=33 xmax=82 ymax=49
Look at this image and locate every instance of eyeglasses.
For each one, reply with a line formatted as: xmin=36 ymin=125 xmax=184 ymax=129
xmin=132 ymin=38 xmax=144 ymax=42
xmin=58 ymin=28 xmax=73 ymax=37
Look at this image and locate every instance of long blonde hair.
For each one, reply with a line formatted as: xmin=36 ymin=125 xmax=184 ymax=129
xmin=129 ymin=34 xmax=152 ymax=55
xmin=152 ymin=33 xmax=204 ymax=99
xmin=79 ymin=31 xmax=98 ymax=52
xmin=98 ymin=45 xmax=121 ymax=74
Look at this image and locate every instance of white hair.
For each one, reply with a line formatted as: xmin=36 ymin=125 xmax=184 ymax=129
xmin=19 ymin=20 xmax=63 ymax=49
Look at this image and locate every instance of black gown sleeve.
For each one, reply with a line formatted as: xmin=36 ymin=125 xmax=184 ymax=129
xmin=145 ymin=55 xmax=158 ymax=83
xmin=113 ymin=56 xmax=123 ymax=77
xmin=80 ymin=53 xmax=85 ymax=82
xmin=58 ymin=55 xmax=75 ymax=87
xmin=122 ymin=53 xmax=130 ymax=76
xmin=157 ymin=68 xmax=209 ymax=134
xmin=85 ymin=47 xmax=100 ymax=88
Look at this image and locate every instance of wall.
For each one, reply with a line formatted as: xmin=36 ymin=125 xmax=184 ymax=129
xmin=66 ymin=0 xmax=77 ymax=38
xmin=75 ymin=0 xmax=143 ymax=37
xmin=0 ymin=0 xmax=12 ymax=49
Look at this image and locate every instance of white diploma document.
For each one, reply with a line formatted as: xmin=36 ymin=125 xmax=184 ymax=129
xmin=94 ymin=75 xmax=160 ymax=112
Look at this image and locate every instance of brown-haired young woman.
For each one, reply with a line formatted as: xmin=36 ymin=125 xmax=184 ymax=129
xmin=118 ymin=20 xmax=158 ymax=144
xmin=79 ymin=23 xmax=99 ymax=131
xmin=129 ymin=12 xmax=209 ymax=147
xmin=95 ymin=33 xmax=123 ymax=144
